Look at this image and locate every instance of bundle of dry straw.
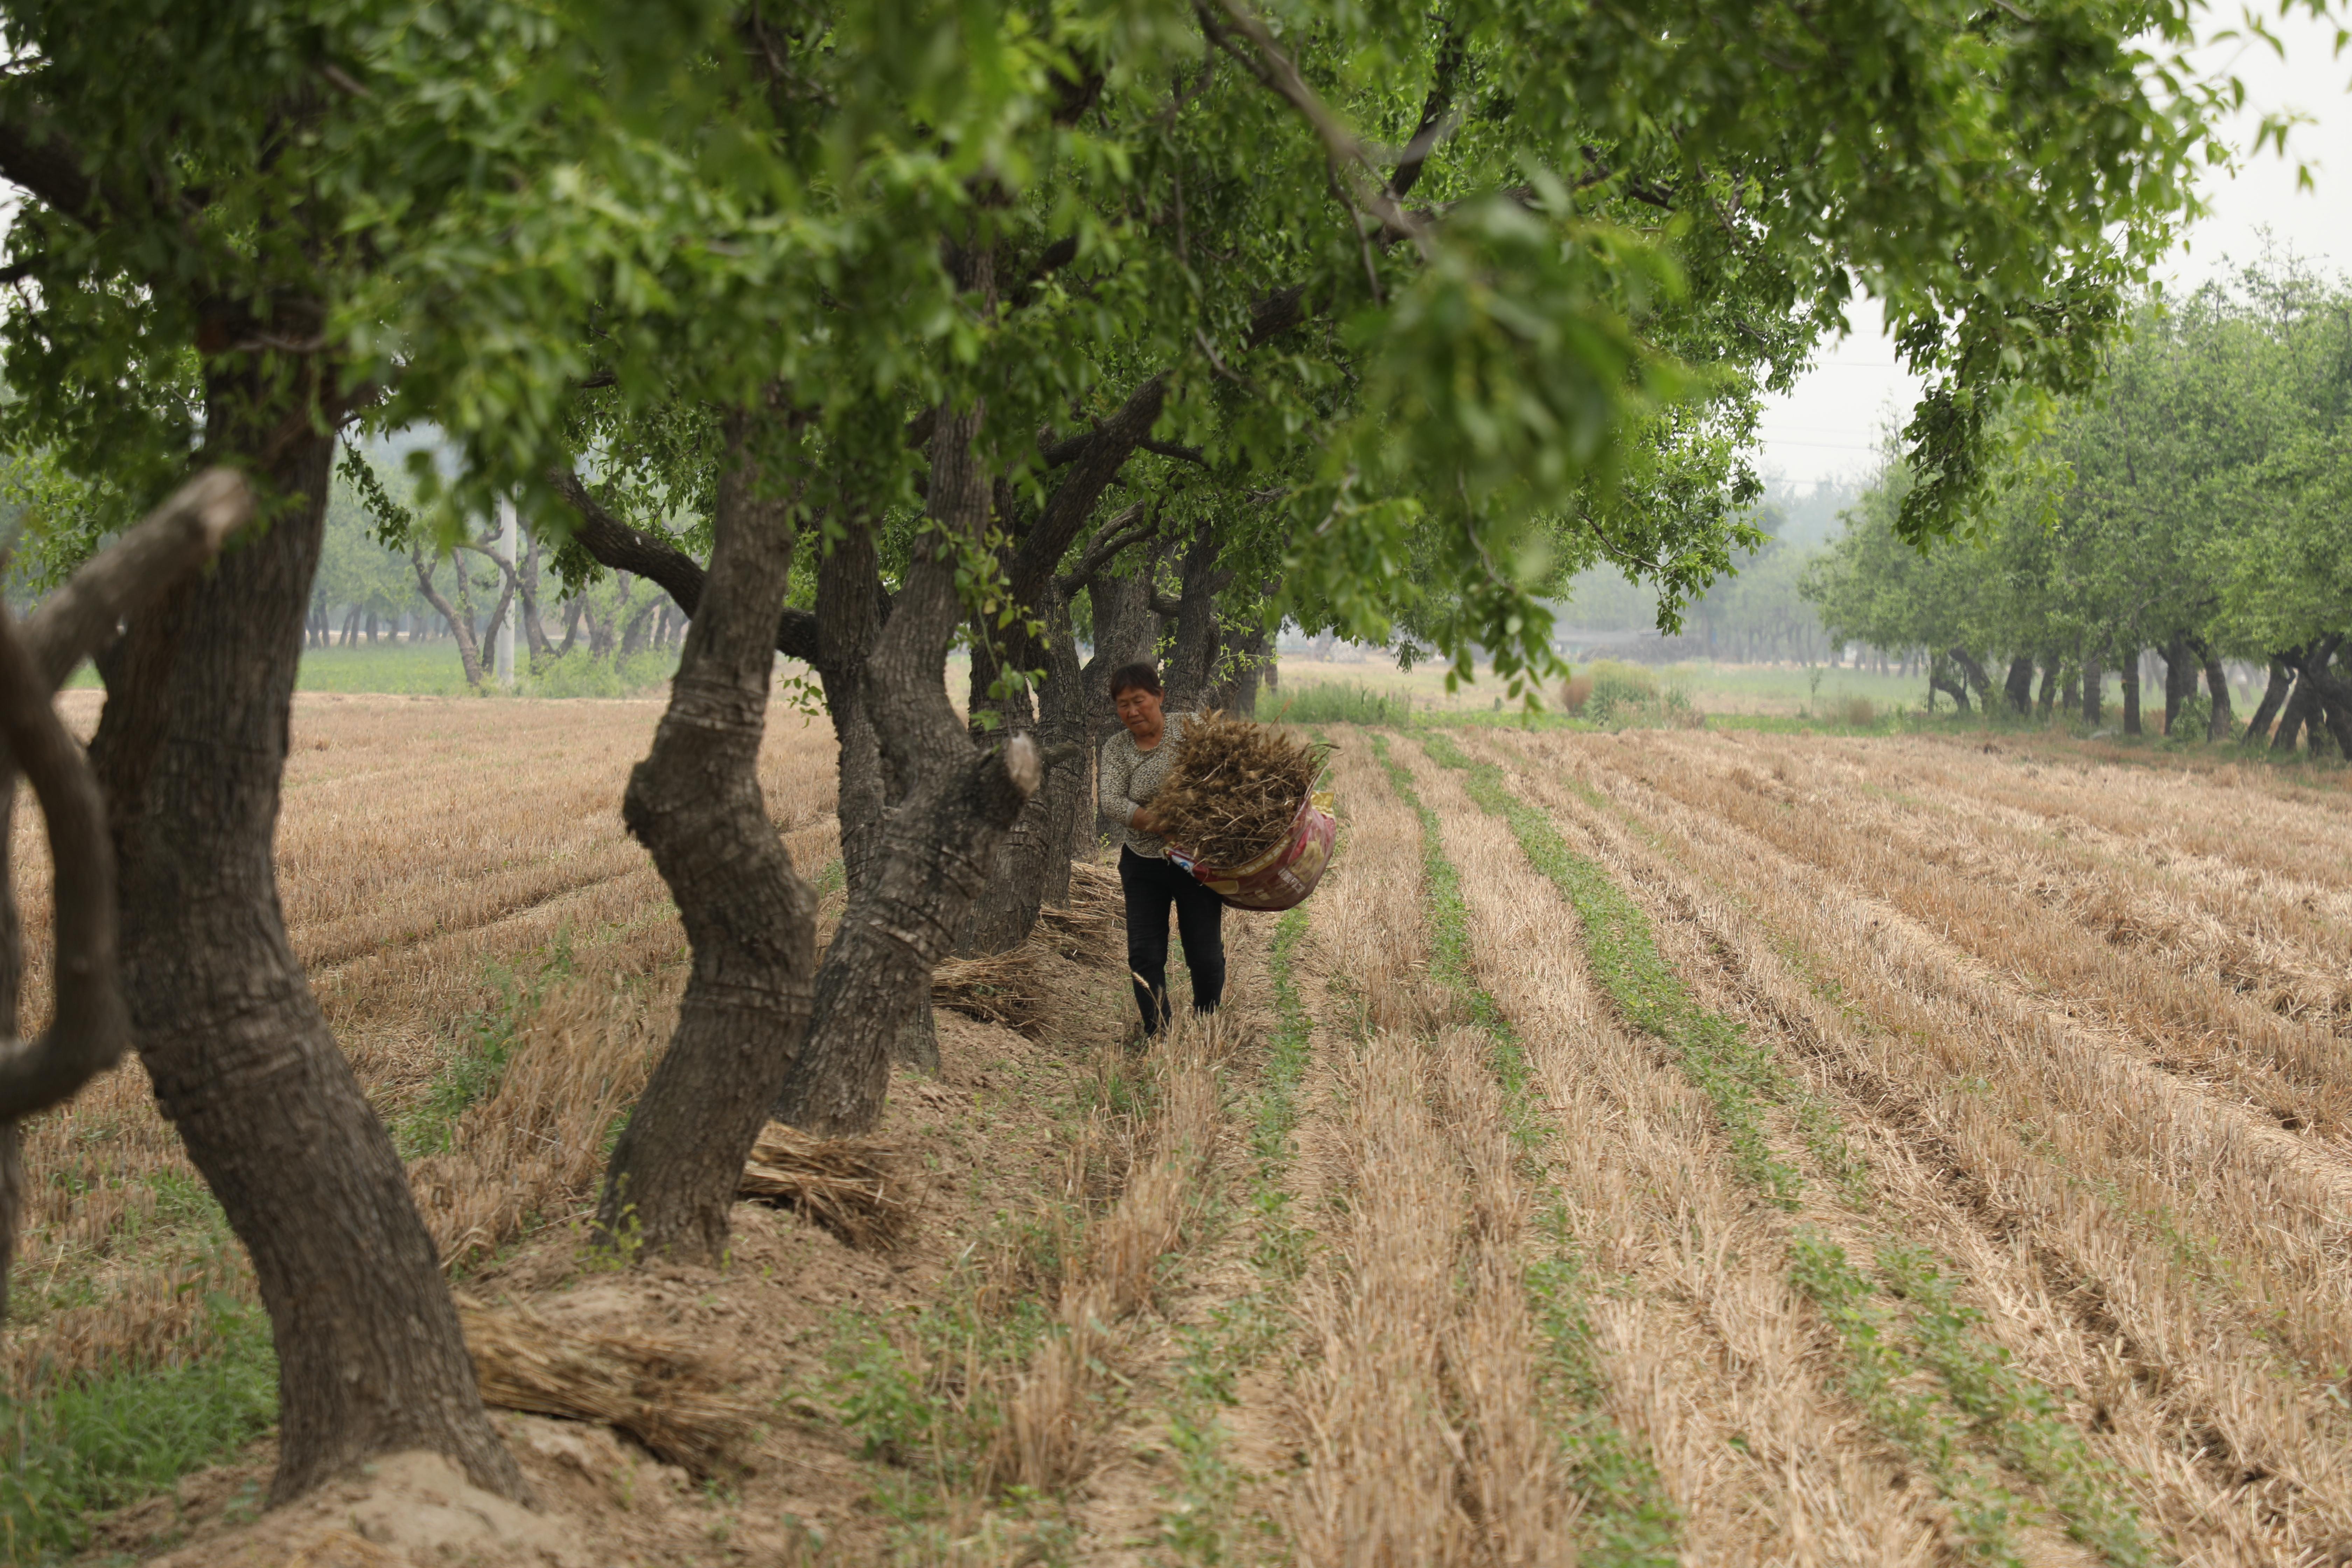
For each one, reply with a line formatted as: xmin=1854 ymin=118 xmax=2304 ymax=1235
xmin=457 ymin=1297 xmax=760 ymax=1479
xmin=738 ymin=1122 xmax=918 ymax=1248
xmin=1153 ymin=710 xmax=1329 ymax=869
xmin=931 ymin=857 xmax=1127 ymax=1031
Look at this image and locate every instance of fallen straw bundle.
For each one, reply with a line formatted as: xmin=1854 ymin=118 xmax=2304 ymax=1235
xmin=738 ymin=1121 xmax=918 ymax=1249
xmin=1153 ymin=710 xmax=1329 ymax=869
xmin=932 ymin=947 xmax=1044 ymax=1032
xmin=457 ymin=1297 xmax=761 ymax=1479
xmin=1035 ymin=859 xmax=1123 ymax=964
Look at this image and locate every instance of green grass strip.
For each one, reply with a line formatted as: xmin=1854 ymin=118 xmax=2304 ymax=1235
xmin=1423 ymin=733 xmax=2155 ymax=1568
xmin=0 ymin=1296 xmax=277 ymax=1560
xmin=1367 ymin=731 xmax=1679 ymax=1568
xmin=1417 ymin=731 xmax=1817 ymax=1203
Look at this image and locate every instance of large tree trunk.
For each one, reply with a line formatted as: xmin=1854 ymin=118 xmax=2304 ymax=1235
xmin=1160 ymin=519 xmax=1233 ymax=714
xmin=2161 ymin=634 xmax=2194 ymax=736
xmin=2295 ymin=635 xmax=2350 ymax=760
xmin=2119 ymin=644 xmax=2141 ymax=736
xmin=2036 ymin=654 xmax=2060 ymax=719
xmin=2081 ymin=646 xmax=2104 ymax=728
xmin=2242 ymin=654 xmax=2293 ymax=746
xmin=412 ymin=548 xmax=486 ymax=688
xmin=2002 ymin=656 xmax=2033 ymax=716
xmin=772 ymin=348 xmax=1042 ymax=1132
xmin=960 ymin=377 xmax=1169 ymax=955
xmin=1222 ymin=621 xmax=1273 ymax=715
xmin=90 ymin=423 xmax=523 ymax=1505
xmin=1945 ymin=647 xmax=1991 ymax=710
xmin=816 ymin=518 xmax=889 ymax=897
xmin=595 ymin=415 xmax=818 ymax=1265
xmin=2270 ymin=643 xmax=2325 ymax=755
xmin=2189 ymin=636 xmax=2235 ymax=742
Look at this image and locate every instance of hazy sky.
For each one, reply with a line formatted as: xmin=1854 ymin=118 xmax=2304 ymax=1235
xmin=1756 ymin=6 xmax=2352 ymax=488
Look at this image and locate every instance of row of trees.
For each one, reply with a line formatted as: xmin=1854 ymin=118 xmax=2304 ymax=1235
xmin=1805 ymin=259 xmax=2352 ymax=754
xmin=0 ymin=0 xmax=2262 ymax=1515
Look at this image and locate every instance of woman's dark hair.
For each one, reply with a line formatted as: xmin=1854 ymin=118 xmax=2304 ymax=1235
xmin=1108 ymin=661 xmax=1163 ymax=699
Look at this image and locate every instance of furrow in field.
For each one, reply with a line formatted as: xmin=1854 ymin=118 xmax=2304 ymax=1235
xmin=1573 ymin=730 xmax=2352 ymax=1143
xmin=1477 ymin=729 xmax=2352 ymax=1560
xmin=1803 ymin=732 xmax=2352 ymax=898
xmin=1282 ymin=731 xmax=1474 ymax=1563
xmin=1687 ymin=733 xmax=2352 ymax=1024
xmin=1705 ymin=731 xmax=2351 ymax=1030
xmin=1392 ymin=736 xmax=1977 ymax=1566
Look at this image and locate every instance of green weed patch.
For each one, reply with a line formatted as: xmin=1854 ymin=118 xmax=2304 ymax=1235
xmin=0 ymin=1296 xmax=276 ymax=1561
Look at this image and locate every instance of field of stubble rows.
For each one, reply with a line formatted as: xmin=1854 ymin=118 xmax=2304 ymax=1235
xmin=9 ymin=694 xmax=2351 ymax=1567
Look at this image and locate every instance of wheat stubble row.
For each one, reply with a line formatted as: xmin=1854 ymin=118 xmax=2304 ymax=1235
xmin=1641 ymin=731 xmax=2351 ymax=1031
xmin=1486 ymin=728 xmax=2352 ymax=1561
xmin=7 ymin=694 xmax=841 ymax=1388
xmin=1579 ymin=730 xmax=2352 ymax=1147
xmin=1388 ymin=735 xmax=1962 ymax=1566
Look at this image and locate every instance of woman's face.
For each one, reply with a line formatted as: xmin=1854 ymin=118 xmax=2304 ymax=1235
xmin=1115 ymin=685 xmax=1165 ymax=740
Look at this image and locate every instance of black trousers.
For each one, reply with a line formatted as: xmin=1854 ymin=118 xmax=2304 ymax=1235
xmin=1120 ymin=846 xmax=1227 ymax=1034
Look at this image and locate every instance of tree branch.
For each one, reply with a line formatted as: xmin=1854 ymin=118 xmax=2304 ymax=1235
xmin=1058 ymin=504 xmax=1157 ymax=594
xmin=22 ymin=469 xmax=253 ymax=690
xmin=1011 ymin=373 xmax=1171 ymax=606
xmin=0 ymin=104 xmax=111 ymax=230
xmin=546 ymin=468 xmax=820 ymax=663
xmin=1199 ymin=0 xmax=1433 ymax=260
xmin=0 ymin=608 xmax=126 ymax=1121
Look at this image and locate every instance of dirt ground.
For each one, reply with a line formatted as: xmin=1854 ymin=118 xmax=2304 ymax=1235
xmin=25 ymin=700 xmax=2352 ymax=1566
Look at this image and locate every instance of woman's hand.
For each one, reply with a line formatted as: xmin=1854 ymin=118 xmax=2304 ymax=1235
xmin=1130 ymin=806 xmax=1163 ymax=836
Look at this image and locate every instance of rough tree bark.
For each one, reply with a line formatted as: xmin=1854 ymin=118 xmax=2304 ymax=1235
xmin=816 ymin=517 xmax=889 ymax=896
xmin=2081 ymin=647 xmax=2104 ymax=727
xmin=2161 ymin=634 xmax=2194 ymax=736
xmin=594 ymin=412 xmax=819 ymax=1265
xmin=1221 ymin=621 xmax=1273 ymax=715
xmin=961 ymin=376 xmax=1170 ymax=954
xmin=2036 ymin=654 xmax=2061 ymax=719
xmin=2292 ymin=635 xmax=2351 ymax=759
xmin=91 ymin=407 xmax=525 ymax=1504
xmin=1945 ymin=648 xmax=1991 ymax=711
xmin=772 ymin=311 xmax=1044 ymax=1133
xmin=2119 ymin=645 xmax=2142 ymax=736
xmin=2270 ymin=643 xmax=2327 ymax=756
xmin=1927 ymin=659 xmax=1971 ymax=715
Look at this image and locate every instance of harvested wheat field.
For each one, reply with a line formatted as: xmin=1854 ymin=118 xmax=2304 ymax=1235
xmin=18 ymin=701 xmax=2352 ymax=1567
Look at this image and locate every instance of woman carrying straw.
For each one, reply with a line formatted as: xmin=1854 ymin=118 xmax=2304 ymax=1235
xmin=1099 ymin=662 xmax=1226 ymax=1036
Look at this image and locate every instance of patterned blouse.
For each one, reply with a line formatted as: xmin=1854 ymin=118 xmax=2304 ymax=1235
xmin=1099 ymin=713 xmax=1190 ymax=859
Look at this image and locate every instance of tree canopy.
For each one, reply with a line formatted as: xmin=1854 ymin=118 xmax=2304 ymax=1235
xmin=2 ymin=0 xmax=2291 ymax=692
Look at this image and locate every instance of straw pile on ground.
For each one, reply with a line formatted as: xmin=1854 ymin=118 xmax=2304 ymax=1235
xmin=932 ymin=858 xmax=1126 ymax=1031
xmin=1154 ymin=710 xmax=1328 ymax=870
xmin=737 ymin=1122 xmax=918 ymax=1248
xmin=457 ymin=1298 xmax=761 ymax=1479
xmin=1036 ymin=860 xmax=1122 ymax=961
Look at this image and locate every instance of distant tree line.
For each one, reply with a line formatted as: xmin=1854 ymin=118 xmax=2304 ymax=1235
xmin=1803 ymin=259 xmax=2352 ymax=756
